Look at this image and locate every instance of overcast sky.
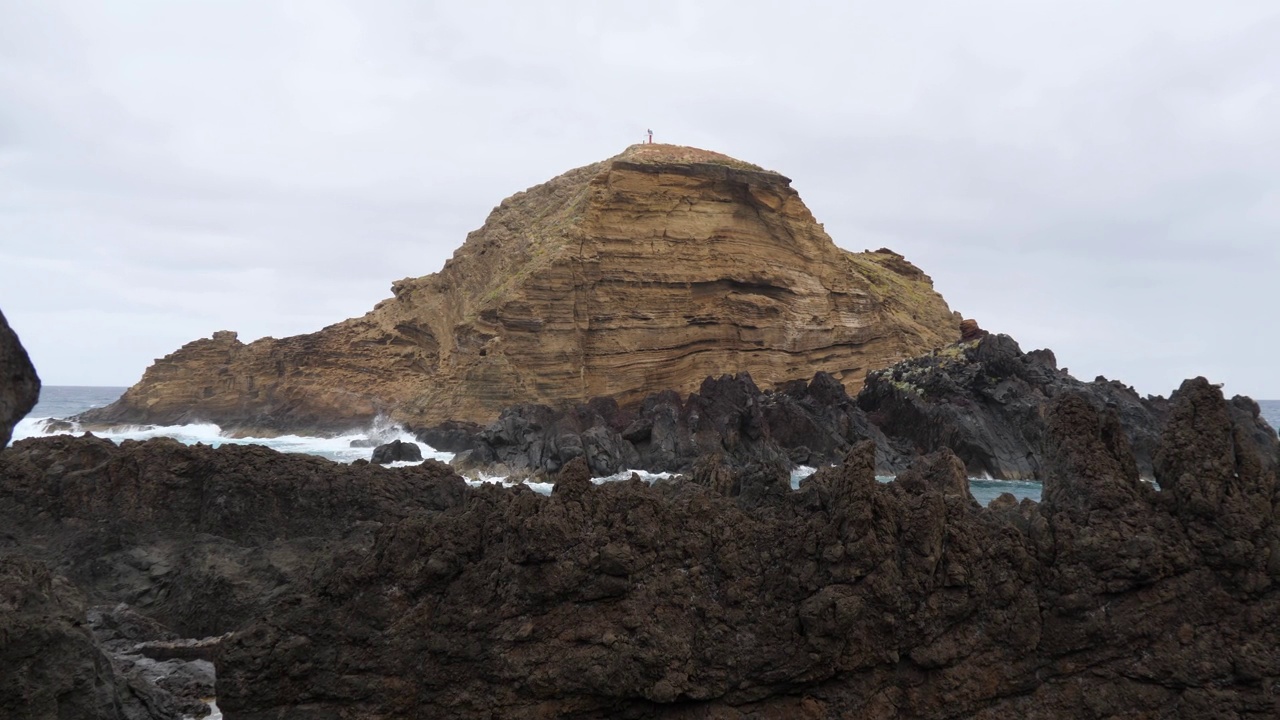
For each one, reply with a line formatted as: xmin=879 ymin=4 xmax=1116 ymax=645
xmin=1 ymin=1 xmax=1277 ymax=400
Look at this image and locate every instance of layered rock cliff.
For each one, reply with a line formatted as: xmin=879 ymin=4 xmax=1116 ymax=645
xmin=83 ymin=144 xmax=959 ymax=434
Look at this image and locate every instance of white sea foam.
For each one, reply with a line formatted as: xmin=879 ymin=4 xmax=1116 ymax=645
xmin=790 ymin=465 xmax=817 ymax=489
xmin=10 ymin=416 xmax=452 ymax=465
xmin=13 ymin=415 xmax=1043 ymax=504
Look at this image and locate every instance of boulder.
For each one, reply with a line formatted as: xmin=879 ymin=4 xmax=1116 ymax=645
xmin=371 ymin=439 xmax=423 ymax=464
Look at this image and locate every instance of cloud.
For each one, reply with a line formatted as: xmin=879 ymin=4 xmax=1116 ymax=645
xmin=0 ymin=0 xmax=1276 ymax=398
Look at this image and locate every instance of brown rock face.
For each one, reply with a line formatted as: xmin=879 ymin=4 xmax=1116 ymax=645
xmin=84 ymin=144 xmax=959 ymax=434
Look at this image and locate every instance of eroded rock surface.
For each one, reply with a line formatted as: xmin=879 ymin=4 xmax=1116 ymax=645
xmin=2 ymin=310 xmax=184 ymax=720
xmin=432 ymin=371 xmax=906 ymax=478
xmin=216 ymin=378 xmax=1280 ymax=718
xmin=0 ymin=307 xmax=39 ymax=450
xmin=0 ymin=436 xmax=464 ymax=636
xmin=858 ymin=331 xmax=1169 ymax=479
xmin=82 ymin=144 xmax=958 ymax=435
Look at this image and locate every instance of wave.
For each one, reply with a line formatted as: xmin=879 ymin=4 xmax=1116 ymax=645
xmin=11 ymin=418 xmax=1044 ymax=503
xmin=10 ymin=416 xmax=451 ymax=465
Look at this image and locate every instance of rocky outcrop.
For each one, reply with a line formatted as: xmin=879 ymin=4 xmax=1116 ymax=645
xmin=216 ymin=378 xmax=1280 ymax=719
xmin=428 ymin=331 xmax=1175 ymax=483
xmin=86 ymin=604 xmax=216 ymax=718
xmin=370 ymin=439 xmax=422 ymax=464
xmin=857 ymin=331 xmax=1168 ymax=479
xmin=0 ymin=435 xmax=465 ymax=636
xmin=0 ymin=307 xmax=39 ymax=450
xmin=82 ymin=144 xmax=959 ymax=435
xmin=434 ymin=371 xmax=909 ymax=479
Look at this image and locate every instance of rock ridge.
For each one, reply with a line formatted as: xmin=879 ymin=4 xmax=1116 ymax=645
xmin=212 ymin=376 xmax=1280 ymax=718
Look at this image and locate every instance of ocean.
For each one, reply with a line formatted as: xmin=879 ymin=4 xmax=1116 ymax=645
xmin=22 ymin=388 xmax=1280 ymax=506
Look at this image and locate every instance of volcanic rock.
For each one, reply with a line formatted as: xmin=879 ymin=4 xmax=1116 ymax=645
xmin=82 ymin=144 xmax=958 ymax=434
xmin=214 ymin=380 xmax=1280 ymax=718
xmin=0 ymin=553 xmax=196 ymax=720
xmin=426 ymin=371 xmax=909 ymax=479
xmin=0 ymin=435 xmax=466 ymax=636
xmin=0 ymin=308 xmax=39 ymax=450
xmin=857 ymin=331 xmax=1168 ymax=479
xmin=370 ymin=439 xmax=423 ymax=464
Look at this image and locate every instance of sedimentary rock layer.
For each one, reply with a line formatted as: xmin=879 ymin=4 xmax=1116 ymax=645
xmin=216 ymin=378 xmax=1280 ymax=718
xmin=83 ymin=144 xmax=958 ymax=434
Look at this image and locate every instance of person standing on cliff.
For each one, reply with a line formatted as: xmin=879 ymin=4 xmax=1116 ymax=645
xmin=647 ymin=129 xmax=653 ymax=144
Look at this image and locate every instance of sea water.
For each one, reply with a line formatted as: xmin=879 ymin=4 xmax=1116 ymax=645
xmin=31 ymin=387 xmax=1280 ymax=506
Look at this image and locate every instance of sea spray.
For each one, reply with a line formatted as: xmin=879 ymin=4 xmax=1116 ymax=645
xmin=19 ymin=386 xmax=1046 ymax=504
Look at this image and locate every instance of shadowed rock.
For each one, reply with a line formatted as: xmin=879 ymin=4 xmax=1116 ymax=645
xmin=428 ymin=371 xmax=908 ymax=479
xmin=213 ymin=380 xmax=1280 ymax=718
xmin=0 ymin=308 xmax=39 ymax=450
xmin=858 ymin=331 xmax=1167 ymax=479
xmin=371 ymin=438 xmax=423 ymax=464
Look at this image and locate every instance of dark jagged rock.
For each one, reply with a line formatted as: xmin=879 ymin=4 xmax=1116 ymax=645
xmin=370 ymin=438 xmax=423 ymax=464
xmin=3 ymin=311 xmax=182 ymax=720
xmin=0 ymin=553 xmax=195 ymax=720
xmin=216 ymin=379 xmax=1280 ymax=719
xmin=86 ymin=604 xmax=215 ymax=718
xmin=425 ymin=371 xmax=907 ymax=479
xmin=1154 ymin=377 xmax=1280 ymax=591
xmin=0 ymin=307 xmax=39 ymax=451
xmin=433 ymin=333 xmax=1172 ymax=484
xmin=857 ymin=332 xmax=1168 ymax=480
xmin=0 ymin=435 xmax=466 ymax=636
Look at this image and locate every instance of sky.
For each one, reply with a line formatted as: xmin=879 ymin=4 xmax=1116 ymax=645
xmin=1 ymin=0 xmax=1277 ymax=399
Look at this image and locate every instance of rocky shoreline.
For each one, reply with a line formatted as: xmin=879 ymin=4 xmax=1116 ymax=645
xmin=418 ymin=329 xmax=1171 ymax=483
xmin=5 ymin=304 xmax=1280 ymax=717
xmin=219 ymin=377 xmax=1280 ymax=718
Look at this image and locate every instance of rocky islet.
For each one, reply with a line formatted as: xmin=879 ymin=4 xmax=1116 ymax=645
xmin=80 ymin=144 xmax=960 ymax=436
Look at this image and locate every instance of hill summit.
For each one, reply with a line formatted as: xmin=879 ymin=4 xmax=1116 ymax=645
xmin=85 ymin=144 xmax=961 ymax=434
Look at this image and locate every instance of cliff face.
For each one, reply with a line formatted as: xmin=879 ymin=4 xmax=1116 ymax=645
xmin=84 ymin=144 xmax=959 ymax=433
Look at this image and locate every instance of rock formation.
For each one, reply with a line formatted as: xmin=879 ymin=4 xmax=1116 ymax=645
xmin=214 ymin=378 xmax=1280 ymax=718
xmin=857 ymin=331 xmax=1168 ymax=479
xmin=0 ymin=435 xmax=465 ymax=637
xmin=426 ymin=331 xmax=1172 ymax=483
xmin=371 ymin=439 xmax=423 ymax=464
xmin=82 ymin=144 xmax=958 ymax=435
xmin=432 ymin=371 xmax=906 ymax=478
xmin=0 ymin=308 xmax=39 ymax=449
xmin=2 ymin=309 xmax=186 ymax=720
